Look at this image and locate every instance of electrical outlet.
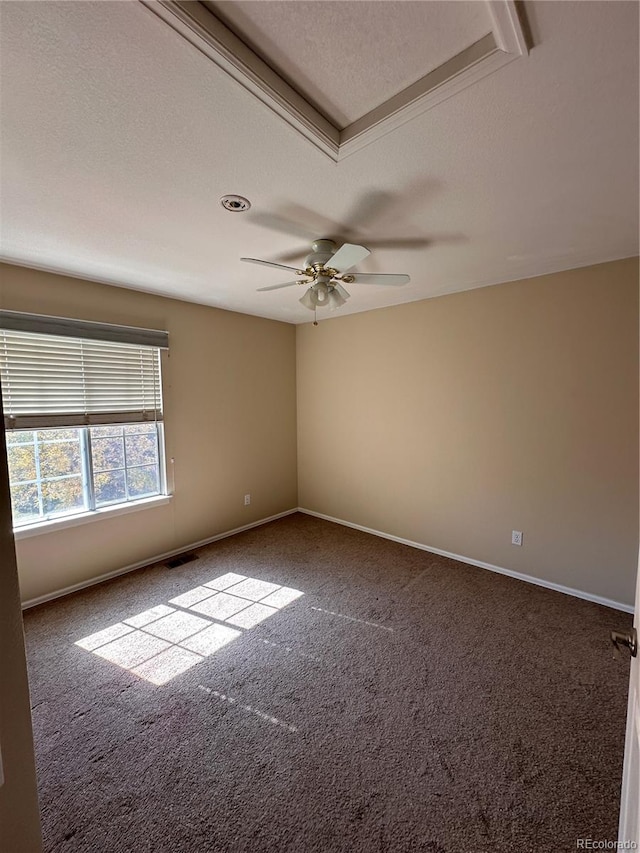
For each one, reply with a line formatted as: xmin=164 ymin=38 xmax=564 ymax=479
xmin=244 ymin=494 xmax=251 ymax=506
xmin=512 ymin=530 xmax=523 ymax=546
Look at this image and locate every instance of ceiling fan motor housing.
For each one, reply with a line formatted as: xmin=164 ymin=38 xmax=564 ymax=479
xmin=305 ymin=239 xmax=337 ymax=270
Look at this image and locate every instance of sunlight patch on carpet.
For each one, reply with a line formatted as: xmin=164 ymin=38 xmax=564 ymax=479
xmin=93 ymin=631 xmax=170 ymax=669
xmin=74 ymin=574 xmax=304 ymax=684
xmin=168 ymin=586 xmax=218 ymax=608
xmin=75 ymin=622 xmax=134 ymax=650
xmin=123 ymin=604 xmax=175 ymax=628
xmin=179 ymin=623 xmax=241 ymax=656
xmin=142 ymin=611 xmax=211 ymax=643
xmin=203 ymin=572 xmax=247 ymax=590
xmin=189 ymin=591 xmax=253 ymax=621
xmin=133 ymin=646 xmax=203 ymax=685
xmin=226 ymin=602 xmax=277 ymax=628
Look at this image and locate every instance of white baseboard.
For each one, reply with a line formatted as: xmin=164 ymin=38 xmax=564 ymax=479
xmin=21 ymin=508 xmax=298 ymax=610
xmin=298 ymin=508 xmax=635 ymax=614
xmin=22 ymin=505 xmax=634 ymax=615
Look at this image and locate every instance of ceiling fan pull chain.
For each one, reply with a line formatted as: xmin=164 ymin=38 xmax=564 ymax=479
xmin=313 ymin=306 xmax=318 ymax=327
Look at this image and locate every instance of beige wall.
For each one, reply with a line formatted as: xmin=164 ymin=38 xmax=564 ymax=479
xmin=0 ymin=395 xmax=42 ymax=851
xmin=297 ymin=258 xmax=639 ymax=608
xmin=2 ymin=258 xmax=638 ymax=608
xmin=0 ymin=264 xmax=298 ymax=603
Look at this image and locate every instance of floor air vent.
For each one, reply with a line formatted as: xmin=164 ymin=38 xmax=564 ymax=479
xmin=165 ymin=552 xmax=198 ymax=569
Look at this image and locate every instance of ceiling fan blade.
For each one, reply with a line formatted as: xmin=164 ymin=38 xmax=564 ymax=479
xmin=345 ymin=190 xmax=395 ymax=233
xmin=326 ymin=242 xmax=370 ymax=273
xmin=241 ymin=257 xmax=304 ymax=273
xmin=274 ymin=245 xmax=311 ymax=263
xmin=247 ymin=213 xmax=315 ymax=241
xmin=364 ymin=238 xmax=431 ymax=250
xmin=347 ymin=273 xmax=410 ymax=286
xmin=275 ymin=203 xmax=350 ymax=242
xmin=333 ymin=282 xmax=351 ymax=300
xmin=256 ymin=280 xmax=301 ymax=292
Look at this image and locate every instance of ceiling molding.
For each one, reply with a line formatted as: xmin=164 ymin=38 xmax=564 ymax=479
xmin=487 ymin=0 xmax=530 ymax=55
xmin=140 ymin=0 xmax=530 ymax=162
xmin=139 ymin=0 xmax=341 ymax=159
xmin=339 ymin=34 xmax=501 ymax=159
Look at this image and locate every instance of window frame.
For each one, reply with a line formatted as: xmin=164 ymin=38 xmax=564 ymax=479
xmin=6 ymin=422 xmax=168 ymax=532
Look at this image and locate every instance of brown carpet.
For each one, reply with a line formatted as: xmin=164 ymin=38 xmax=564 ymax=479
xmin=23 ymin=512 xmax=631 ymax=853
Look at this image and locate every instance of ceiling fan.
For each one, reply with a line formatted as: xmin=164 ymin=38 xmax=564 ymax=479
xmin=241 ymin=239 xmax=410 ymax=322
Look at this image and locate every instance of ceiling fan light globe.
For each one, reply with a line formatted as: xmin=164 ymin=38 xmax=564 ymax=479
xmin=299 ymin=288 xmax=316 ymax=310
xmin=315 ymin=282 xmax=329 ymax=304
xmin=327 ymin=290 xmax=346 ymax=310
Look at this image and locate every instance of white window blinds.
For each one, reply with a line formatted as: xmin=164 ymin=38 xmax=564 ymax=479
xmin=0 ymin=319 xmax=166 ymax=430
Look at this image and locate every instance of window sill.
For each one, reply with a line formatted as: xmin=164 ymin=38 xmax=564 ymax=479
xmin=13 ymin=494 xmax=173 ymax=540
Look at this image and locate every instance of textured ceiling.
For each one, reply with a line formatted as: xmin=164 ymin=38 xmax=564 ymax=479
xmin=207 ymin=0 xmax=491 ymax=127
xmin=0 ymin=1 xmax=638 ymax=325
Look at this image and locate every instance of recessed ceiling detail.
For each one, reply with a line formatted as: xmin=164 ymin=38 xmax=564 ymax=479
xmin=206 ymin=0 xmax=492 ymax=128
xmin=140 ymin=0 xmax=530 ymax=161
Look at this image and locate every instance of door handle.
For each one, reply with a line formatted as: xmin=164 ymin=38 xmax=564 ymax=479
xmin=611 ymin=627 xmax=638 ymax=658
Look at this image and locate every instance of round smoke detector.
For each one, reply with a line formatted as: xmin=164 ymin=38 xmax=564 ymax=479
xmin=220 ymin=194 xmax=251 ymax=212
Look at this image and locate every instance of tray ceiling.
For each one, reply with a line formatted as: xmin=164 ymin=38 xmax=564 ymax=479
xmin=0 ymin=1 xmax=638 ymax=324
xmin=145 ymin=0 xmax=528 ymax=160
xmin=206 ymin=0 xmax=492 ymax=127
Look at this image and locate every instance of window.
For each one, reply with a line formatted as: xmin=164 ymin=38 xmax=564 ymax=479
xmin=7 ymin=424 xmax=164 ymax=526
xmin=0 ymin=310 xmax=169 ymax=529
